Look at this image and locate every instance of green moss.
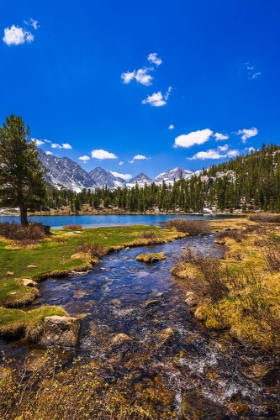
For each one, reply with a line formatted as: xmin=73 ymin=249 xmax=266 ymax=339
xmin=0 ymin=306 xmax=67 ymax=336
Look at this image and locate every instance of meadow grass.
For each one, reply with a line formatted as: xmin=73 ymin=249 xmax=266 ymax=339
xmin=0 ymin=225 xmax=184 ymax=307
xmin=172 ymin=218 xmax=280 ymax=351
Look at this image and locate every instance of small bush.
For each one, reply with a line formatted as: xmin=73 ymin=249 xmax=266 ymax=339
xmin=242 ymin=224 xmax=264 ymax=234
xmin=249 ymin=214 xmax=280 ymax=223
xmin=0 ymin=222 xmax=46 ymax=242
xmin=139 ymin=231 xmax=164 ymax=243
xmin=164 ymin=219 xmax=210 ymax=235
xmin=176 ymin=247 xmax=228 ymax=303
xmin=263 ymin=239 xmax=280 ymax=272
xmin=75 ymin=242 xmax=106 ymax=258
xmin=62 ymin=224 xmax=83 ymax=230
xmin=216 ymin=230 xmax=245 ymax=242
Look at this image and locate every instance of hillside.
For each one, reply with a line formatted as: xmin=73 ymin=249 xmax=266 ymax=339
xmin=42 ymin=144 xmax=280 ymax=213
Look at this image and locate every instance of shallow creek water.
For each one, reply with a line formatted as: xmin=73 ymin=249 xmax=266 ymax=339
xmin=2 ymin=235 xmax=280 ymax=418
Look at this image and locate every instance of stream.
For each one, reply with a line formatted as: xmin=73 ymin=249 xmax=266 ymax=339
xmin=1 ymin=235 xmax=280 ymax=418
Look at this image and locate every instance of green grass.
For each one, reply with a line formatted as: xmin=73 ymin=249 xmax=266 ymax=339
xmin=0 ymin=306 xmax=67 ymax=336
xmin=0 ymin=225 xmax=182 ymax=306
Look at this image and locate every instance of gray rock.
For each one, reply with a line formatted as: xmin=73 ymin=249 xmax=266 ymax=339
xmin=38 ymin=316 xmax=80 ymax=347
xmin=185 ymin=291 xmax=198 ymax=307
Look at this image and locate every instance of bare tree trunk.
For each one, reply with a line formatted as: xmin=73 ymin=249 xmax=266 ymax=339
xmin=20 ymin=204 xmax=28 ymax=226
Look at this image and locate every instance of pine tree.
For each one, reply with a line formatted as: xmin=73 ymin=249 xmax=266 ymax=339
xmin=0 ymin=115 xmax=47 ymax=225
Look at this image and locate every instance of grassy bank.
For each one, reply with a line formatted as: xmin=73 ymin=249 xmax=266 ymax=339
xmin=0 ymin=224 xmax=185 ymax=336
xmin=172 ymin=217 xmax=280 ymax=351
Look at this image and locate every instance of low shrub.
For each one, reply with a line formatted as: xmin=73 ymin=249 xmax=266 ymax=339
xmin=164 ymin=219 xmax=210 ymax=235
xmin=242 ymin=224 xmax=264 ymax=234
xmin=62 ymin=224 xmax=83 ymax=230
xmin=176 ymin=248 xmax=228 ymax=303
xmin=0 ymin=222 xmax=46 ymax=242
xmin=216 ymin=230 xmax=245 ymax=242
xmin=75 ymin=242 xmax=106 ymax=258
xmin=249 ymin=214 xmax=280 ymax=223
xmin=139 ymin=231 xmax=164 ymax=243
xmin=263 ymin=239 xmax=280 ymax=272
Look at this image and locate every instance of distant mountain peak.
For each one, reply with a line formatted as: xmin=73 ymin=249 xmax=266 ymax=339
xmin=38 ymin=149 xmax=197 ymax=191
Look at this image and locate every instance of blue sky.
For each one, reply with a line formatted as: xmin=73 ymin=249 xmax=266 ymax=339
xmin=1 ymin=0 xmax=280 ymax=180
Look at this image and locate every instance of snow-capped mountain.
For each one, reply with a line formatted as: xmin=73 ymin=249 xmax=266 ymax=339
xmin=38 ymin=149 xmax=198 ymax=192
xmin=126 ymin=173 xmax=153 ymax=188
xmin=89 ymin=167 xmax=126 ymax=189
xmin=38 ymin=149 xmax=97 ymax=192
xmin=153 ymin=166 xmax=195 ymax=184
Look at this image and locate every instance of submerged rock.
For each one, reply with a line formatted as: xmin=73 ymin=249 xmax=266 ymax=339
xmin=37 ymin=316 xmax=80 ymax=347
xmin=143 ymin=299 xmax=160 ymax=308
xmin=156 ymin=328 xmax=175 ymax=346
xmin=111 ymin=333 xmax=134 ymax=352
xmin=185 ymin=291 xmax=198 ymax=307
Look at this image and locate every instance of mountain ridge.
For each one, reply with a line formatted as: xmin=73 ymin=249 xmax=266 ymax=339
xmin=37 ymin=149 xmax=197 ymax=191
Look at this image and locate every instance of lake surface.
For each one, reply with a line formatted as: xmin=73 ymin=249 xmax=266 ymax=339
xmin=0 ymin=213 xmax=239 ymax=229
xmin=2 ymin=234 xmax=279 ymax=417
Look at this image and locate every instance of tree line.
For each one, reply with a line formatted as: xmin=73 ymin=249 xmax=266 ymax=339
xmin=1 ymin=114 xmax=280 ymax=227
xmin=45 ymin=143 xmax=280 ymax=213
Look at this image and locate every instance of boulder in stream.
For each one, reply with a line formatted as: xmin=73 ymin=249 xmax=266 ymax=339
xmin=111 ymin=333 xmax=134 ymax=352
xmin=185 ymin=291 xmax=198 ymax=307
xmin=37 ymin=316 xmax=80 ymax=347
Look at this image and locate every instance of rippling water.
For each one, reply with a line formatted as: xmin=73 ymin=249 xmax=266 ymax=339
xmin=2 ymin=235 xmax=280 ymax=417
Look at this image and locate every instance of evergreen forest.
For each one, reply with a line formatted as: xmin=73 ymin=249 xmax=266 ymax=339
xmin=44 ymin=144 xmax=280 ymax=213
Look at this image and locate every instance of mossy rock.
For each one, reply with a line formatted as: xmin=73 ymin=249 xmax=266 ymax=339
xmin=136 ymin=253 xmax=166 ymax=263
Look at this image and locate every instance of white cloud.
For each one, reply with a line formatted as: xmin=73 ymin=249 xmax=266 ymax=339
xmin=121 ymin=68 xmax=153 ymax=86
xmin=91 ymin=149 xmax=117 ymax=159
xmin=129 ymin=160 xmax=134 ymax=163
xmin=62 ymin=143 xmax=72 ymax=149
xmin=237 ymin=127 xmax=258 ymax=142
xmin=31 ymin=138 xmax=44 ymax=146
xmin=50 ymin=142 xmax=72 ymax=149
xmin=164 ymin=86 xmax=172 ymax=100
xmin=214 ymin=132 xmax=229 ymax=140
xmin=148 ymin=53 xmax=162 ymax=66
xmin=248 ymin=147 xmax=256 ymax=153
xmin=174 ymin=129 xmax=213 ymax=148
xmin=44 ymin=139 xmax=51 ymax=143
xmin=142 ymin=92 xmax=166 ymax=107
xmin=246 ymin=65 xmax=254 ymax=70
xmin=119 ymin=161 xmax=124 ymax=165
xmin=135 ymin=68 xmax=153 ymax=86
xmin=24 ymin=18 xmax=38 ymax=30
xmin=46 ymin=151 xmax=53 ymax=155
xmin=250 ymin=72 xmax=262 ymax=80
xmin=168 ymin=124 xmax=175 ymax=130
xmin=78 ymin=155 xmax=90 ymax=163
xmin=121 ymin=71 xmax=136 ymax=84
xmin=188 ymin=148 xmax=239 ymax=160
xmin=3 ymin=25 xmax=34 ymax=45
xmin=218 ymin=144 xmax=228 ymax=152
xmin=110 ymin=171 xmax=131 ymax=181
xmin=188 ymin=150 xmax=224 ymax=160
xmin=227 ymin=150 xmax=239 ymax=157
xmin=133 ymin=154 xmax=149 ymax=160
